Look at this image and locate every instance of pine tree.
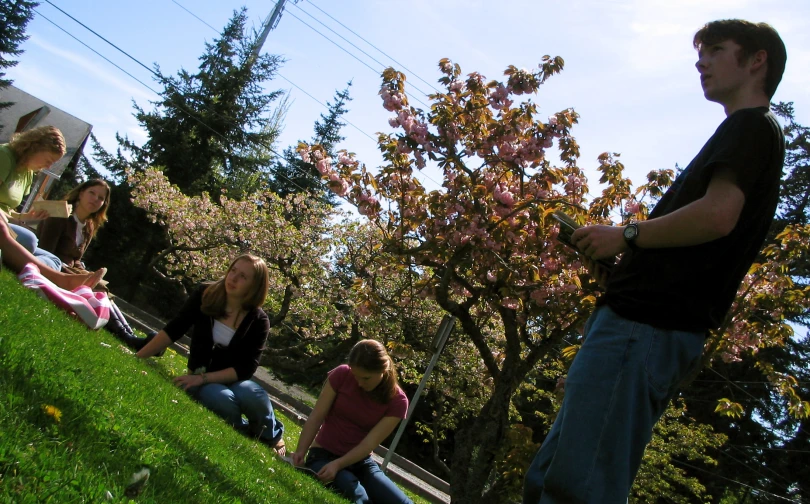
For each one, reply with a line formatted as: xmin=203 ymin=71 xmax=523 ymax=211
xmin=117 ymin=7 xmax=284 ymax=198
xmin=268 ymin=84 xmax=352 ymax=204
xmin=88 ymin=8 xmax=287 ymax=311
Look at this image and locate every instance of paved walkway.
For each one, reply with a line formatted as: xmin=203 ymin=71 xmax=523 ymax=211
xmin=114 ymin=296 xmax=451 ymax=504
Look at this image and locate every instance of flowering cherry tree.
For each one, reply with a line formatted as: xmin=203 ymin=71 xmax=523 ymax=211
xmin=128 ymin=168 xmax=347 ymax=338
xmin=299 ymin=57 xmax=626 ymax=501
xmin=300 ymin=58 xmax=809 ymax=501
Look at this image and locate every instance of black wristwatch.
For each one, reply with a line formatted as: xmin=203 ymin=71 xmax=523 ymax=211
xmin=623 ymin=223 xmax=640 ymax=251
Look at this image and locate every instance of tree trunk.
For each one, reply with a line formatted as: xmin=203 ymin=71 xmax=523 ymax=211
xmin=448 ymin=370 xmax=517 ymax=503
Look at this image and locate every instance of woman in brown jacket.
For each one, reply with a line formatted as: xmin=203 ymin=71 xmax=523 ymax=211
xmin=38 ymin=179 xmax=152 ymax=349
xmin=38 ymin=179 xmax=109 ymax=269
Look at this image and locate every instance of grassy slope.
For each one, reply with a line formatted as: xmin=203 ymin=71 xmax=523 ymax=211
xmin=0 ymin=270 xmax=427 ymax=503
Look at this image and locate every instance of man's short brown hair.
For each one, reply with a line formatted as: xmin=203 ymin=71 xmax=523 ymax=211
xmin=694 ymin=19 xmax=787 ymax=99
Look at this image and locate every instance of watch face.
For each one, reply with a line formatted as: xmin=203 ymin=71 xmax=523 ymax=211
xmin=624 ymin=225 xmax=637 ymax=240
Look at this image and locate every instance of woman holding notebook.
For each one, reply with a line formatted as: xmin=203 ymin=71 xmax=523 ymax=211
xmin=0 ymin=125 xmax=67 ymax=271
xmin=38 ymin=178 xmax=110 ymax=270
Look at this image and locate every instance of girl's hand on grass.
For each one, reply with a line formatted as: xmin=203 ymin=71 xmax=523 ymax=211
xmin=173 ymin=374 xmax=203 ymax=390
xmin=316 ymin=460 xmax=340 ymax=482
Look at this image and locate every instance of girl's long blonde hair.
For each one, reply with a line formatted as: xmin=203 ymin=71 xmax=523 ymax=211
xmin=201 ymin=254 xmax=270 ymax=317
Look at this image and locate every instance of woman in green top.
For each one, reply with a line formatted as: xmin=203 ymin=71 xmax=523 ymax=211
xmin=0 ymin=125 xmax=68 ymax=271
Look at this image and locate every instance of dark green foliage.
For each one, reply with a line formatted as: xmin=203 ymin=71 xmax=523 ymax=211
xmin=773 ymin=101 xmax=810 ymax=229
xmin=0 ymin=0 xmax=38 ymax=130
xmin=268 ymin=85 xmax=352 ymax=204
xmin=118 ymin=8 xmax=285 ymax=198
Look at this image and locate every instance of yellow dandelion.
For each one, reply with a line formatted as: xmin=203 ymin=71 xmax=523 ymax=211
xmin=41 ymin=404 xmax=63 ymax=423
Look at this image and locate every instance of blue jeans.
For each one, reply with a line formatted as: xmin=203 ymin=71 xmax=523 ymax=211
xmin=523 ymin=305 xmax=705 ymax=504
xmin=305 ymin=447 xmax=413 ymax=504
xmin=9 ymin=223 xmax=62 ymax=271
xmin=189 ymin=379 xmax=284 ymax=444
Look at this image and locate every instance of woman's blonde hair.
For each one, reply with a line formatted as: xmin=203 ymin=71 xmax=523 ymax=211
xmin=64 ymin=179 xmax=110 ymax=239
xmin=201 ymin=254 xmax=270 ymax=317
xmin=348 ymin=339 xmax=400 ymax=404
xmin=8 ymin=126 xmax=66 ymax=170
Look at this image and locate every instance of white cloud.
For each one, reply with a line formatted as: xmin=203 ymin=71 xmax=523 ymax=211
xmin=28 ymin=36 xmax=155 ymax=103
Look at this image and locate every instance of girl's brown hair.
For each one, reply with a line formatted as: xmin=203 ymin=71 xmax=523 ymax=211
xmin=8 ymin=125 xmax=66 ymax=170
xmin=348 ymin=339 xmax=400 ymax=404
xmin=201 ymin=254 xmax=270 ymax=318
xmin=64 ymin=179 xmax=110 ymax=239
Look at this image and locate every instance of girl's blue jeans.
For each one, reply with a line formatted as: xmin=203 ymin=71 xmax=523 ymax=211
xmin=305 ymin=447 xmax=413 ymax=504
xmin=189 ymin=379 xmax=284 ymax=445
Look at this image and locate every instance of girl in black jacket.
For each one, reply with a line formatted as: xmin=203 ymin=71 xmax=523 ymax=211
xmin=136 ymin=254 xmax=285 ymax=454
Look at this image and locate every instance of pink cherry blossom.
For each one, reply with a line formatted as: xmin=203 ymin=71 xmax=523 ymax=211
xmin=625 ymin=200 xmax=640 ymax=214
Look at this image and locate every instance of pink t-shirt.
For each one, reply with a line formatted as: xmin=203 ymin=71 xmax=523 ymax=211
xmin=315 ymin=364 xmax=408 ymax=456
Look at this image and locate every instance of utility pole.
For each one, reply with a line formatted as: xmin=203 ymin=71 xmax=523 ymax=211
xmin=253 ymin=0 xmax=300 ymax=58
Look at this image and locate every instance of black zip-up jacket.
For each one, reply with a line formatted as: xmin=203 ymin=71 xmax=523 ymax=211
xmin=163 ymin=285 xmax=269 ymax=381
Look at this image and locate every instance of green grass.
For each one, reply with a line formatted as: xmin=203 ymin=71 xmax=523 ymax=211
xmin=0 ymin=270 xmax=429 ymax=503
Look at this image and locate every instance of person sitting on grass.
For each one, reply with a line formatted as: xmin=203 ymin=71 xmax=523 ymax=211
xmin=0 ymin=125 xmax=69 ymax=271
xmin=291 ymin=339 xmax=413 ymax=504
xmin=0 ymin=216 xmax=104 ymax=290
xmin=37 ymin=178 xmax=148 ymax=350
xmin=38 ymin=178 xmax=110 ymax=272
xmin=135 ymin=254 xmax=286 ymax=455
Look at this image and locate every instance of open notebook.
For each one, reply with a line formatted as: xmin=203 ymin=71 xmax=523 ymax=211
xmin=31 ymin=200 xmax=71 ymax=218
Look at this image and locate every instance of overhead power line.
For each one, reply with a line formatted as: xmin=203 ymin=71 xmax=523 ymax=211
xmin=669 ymin=457 xmax=804 ymax=504
xmin=278 ymin=8 xmax=431 ymax=110
xmin=43 ymin=0 xmax=155 ymax=77
xmin=304 ymin=1 xmax=442 ymax=95
xmin=287 ymin=1 xmax=434 ymax=100
xmin=164 ymin=0 xmax=444 ymax=189
xmin=34 ymin=10 xmax=159 ymax=96
xmin=166 ymin=0 xmax=379 ymax=146
xmin=169 ymin=0 xmax=218 ymax=32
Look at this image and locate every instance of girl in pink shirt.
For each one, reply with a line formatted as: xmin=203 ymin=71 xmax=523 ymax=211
xmin=291 ymin=339 xmax=412 ymax=504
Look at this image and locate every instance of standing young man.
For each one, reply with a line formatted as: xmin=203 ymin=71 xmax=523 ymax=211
xmin=523 ymin=20 xmax=787 ymax=503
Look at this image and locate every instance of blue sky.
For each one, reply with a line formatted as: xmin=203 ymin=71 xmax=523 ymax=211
xmin=7 ymin=0 xmax=810 ymax=200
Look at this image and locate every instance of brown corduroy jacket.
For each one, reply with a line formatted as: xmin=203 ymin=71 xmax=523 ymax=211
xmin=37 ymin=215 xmax=93 ymax=268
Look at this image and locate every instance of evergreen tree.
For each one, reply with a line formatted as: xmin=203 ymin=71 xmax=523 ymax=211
xmin=0 ymin=0 xmax=38 ymax=131
xmin=268 ymin=84 xmax=352 ymax=204
xmin=116 ymin=7 xmax=284 ymax=198
xmin=773 ymin=101 xmax=810 ymax=229
xmin=88 ymin=8 xmax=287 ymax=312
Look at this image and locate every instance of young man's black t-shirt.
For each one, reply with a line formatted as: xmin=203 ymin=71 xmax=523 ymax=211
xmin=603 ymin=107 xmax=785 ymax=332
